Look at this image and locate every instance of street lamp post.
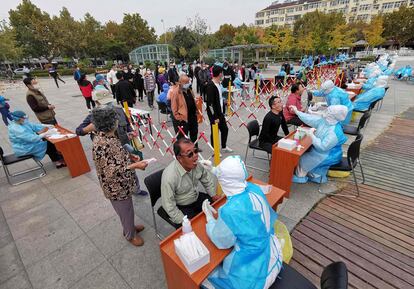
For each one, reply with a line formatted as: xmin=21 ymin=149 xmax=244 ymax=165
xmin=161 ymin=19 xmax=166 ymax=44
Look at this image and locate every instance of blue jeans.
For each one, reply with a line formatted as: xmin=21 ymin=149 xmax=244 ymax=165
xmin=0 ymin=108 xmax=12 ymax=126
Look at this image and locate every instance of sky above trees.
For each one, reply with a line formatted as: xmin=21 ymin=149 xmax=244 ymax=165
xmin=0 ymin=0 xmax=270 ymax=35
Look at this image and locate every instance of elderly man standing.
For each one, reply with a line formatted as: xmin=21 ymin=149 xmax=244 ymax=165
xmin=161 ymin=138 xmax=219 ymax=226
xmin=170 ymin=73 xmax=199 ymax=143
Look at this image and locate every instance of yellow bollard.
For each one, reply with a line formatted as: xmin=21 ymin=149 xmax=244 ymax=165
xmin=227 ymin=81 xmax=232 ymax=117
xmin=212 ymin=123 xmax=223 ymax=195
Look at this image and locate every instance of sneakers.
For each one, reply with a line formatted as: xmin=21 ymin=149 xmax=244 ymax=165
xmin=221 ymin=147 xmax=233 ymax=153
xmin=134 ymin=190 xmax=148 ymax=196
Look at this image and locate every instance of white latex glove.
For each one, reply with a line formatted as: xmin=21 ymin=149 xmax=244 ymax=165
xmin=202 ymin=199 xmax=217 ymax=222
xmin=305 ymin=128 xmax=316 ymax=136
xmin=38 ymin=132 xmax=48 ymax=138
xmin=44 ymin=124 xmax=55 ymax=129
xmin=289 ymin=105 xmax=298 ymax=114
xmin=198 ymin=160 xmax=213 ymax=171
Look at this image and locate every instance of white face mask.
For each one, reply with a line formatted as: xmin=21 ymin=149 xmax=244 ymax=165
xmin=182 ymin=83 xmax=191 ymax=90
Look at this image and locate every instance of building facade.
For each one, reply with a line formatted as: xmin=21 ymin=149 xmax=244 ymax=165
xmin=255 ymin=0 xmax=413 ymax=27
xmin=129 ymin=44 xmax=170 ymax=64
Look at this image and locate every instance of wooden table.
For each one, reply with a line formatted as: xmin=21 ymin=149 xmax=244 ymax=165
xmin=46 ymin=125 xmax=91 ymax=178
xmin=159 ymin=177 xmax=287 ymax=289
xmin=269 ymin=130 xmax=312 ymax=197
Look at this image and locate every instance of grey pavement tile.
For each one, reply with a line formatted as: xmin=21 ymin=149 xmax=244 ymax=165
xmin=69 ymin=198 xmax=116 ymax=232
xmin=26 ymin=235 xmax=105 ymax=289
xmin=0 ymin=180 xmax=45 ymax=202
xmin=109 ymin=227 xmax=166 ymax=289
xmin=43 ymin=175 xmax=97 ymax=196
xmin=278 ymin=198 xmax=316 ymax=223
xmin=86 ymin=215 xmax=128 ymax=259
xmin=15 ymin=214 xmax=83 ymax=266
xmin=55 ymin=182 xmax=102 ymax=212
xmin=277 ymin=215 xmax=299 ymax=232
xmin=0 ymin=242 xmax=25 ymax=283
xmin=0 ymin=188 xmax=53 ymax=219
xmin=7 ymin=199 xmax=67 ymax=240
xmin=0 ymin=233 xmax=13 ymax=250
xmin=69 ymin=261 xmax=130 ymax=289
xmin=0 ymin=271 xmax=33 ymax=289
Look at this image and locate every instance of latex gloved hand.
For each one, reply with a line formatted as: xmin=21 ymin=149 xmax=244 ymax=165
xmin=289 ymin=105 xmax=298 ymax=114
xmin=202 ymin=199 xmax=217 ymax=222
xmin=305 ymin=128 xmax=316 ymax=137
xmin=198 ymin=160 xmax=213 ymax=171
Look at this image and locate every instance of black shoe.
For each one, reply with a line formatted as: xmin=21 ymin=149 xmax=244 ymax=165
xmin=134 ymin=190 xmax=148 ymax=196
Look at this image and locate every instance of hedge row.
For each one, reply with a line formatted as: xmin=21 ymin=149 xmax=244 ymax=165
xmin=30 ymin=68 xmax=97 ymax=77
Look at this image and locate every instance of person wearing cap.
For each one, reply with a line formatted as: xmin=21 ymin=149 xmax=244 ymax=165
xmin=289 ymin=105 xmax=348 ymax=184
xmin=24 ymin=77 xmax=57 ymax=125
xmin=312 ymin=80 xmax=353 ymax=125
xmin=8 ymin=110 xmax=66 ymax=168
xmin=0 ymin=95 xmax=12 ymax=126
xmin=353 ymin=76 xmax=388 ymax=111
xmin=200 ymin=155 xmax=283 ymax=289
xmin=91 ymin=105 xmax=148 ymax=247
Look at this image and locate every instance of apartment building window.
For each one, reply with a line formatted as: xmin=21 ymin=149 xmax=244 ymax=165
xmin=271 ymin=17 xmax=278 ymax=22
xmin=338 ymin=8 xmax=347 ymax=12
xmin=266 ymin=19 xmax=270 ymax=23
xmin=359 ymin=4 xmax=371 ymax=10
xmin=256 ymin=12 xmax=264 ymax=18
xmin=286 ymin=16 xmax=295 ymax=21
xmin=373 ymin=4 xmax=380 ymax=9
xmin=338 ymin=0 xmax=350 ymax=5
xmin=296 ymin=6 xmax=303 ymax=11
xmin=321 ymin=2 xmax=328 ymax=7
xmin=304 ymin=4 xmax=308 ymax=9
xmin=382 ymin=2 xmax=394 ymax=9
xmin=279 ymin=9 xmax=285 ymax=14
xmin=294 ymin=15 xmax=301 ymax=19
xmin=349 ymin=16 xmax=355 ymax=22
xmin=357 ymin=14 xmax=369 ymax=20
xmin=256 ymin=20 xmax=264 ymax=25
xmin=280 ymin=17 xmax=285 ymax=21
xmin=330 ymin=0 xmax=338 ymax=6
xmin=394 ymin=1 xmax=407 ymax=8
xmin=351 ymin=7 xmax=357 ymax=11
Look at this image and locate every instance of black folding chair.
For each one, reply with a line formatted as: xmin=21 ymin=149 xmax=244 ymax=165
xmin=270 ymin=261 xmax=348 ymax=289
xmin=0 ymin=146 xmax=46 ymax=186
xmin=343 ymin=110 xmax=371 ymax=136
xmin=377 ymin=86 xmax=389 ymax=111
xmin=156 ymin=101 xmax=171 ymax=123
xmin=244 ymin=120 xmax=270 ymax=172
xmin=144 ymin=169 xmax=179 ymax=240
xmin=319 ymin=133 xmax=365 ymax=197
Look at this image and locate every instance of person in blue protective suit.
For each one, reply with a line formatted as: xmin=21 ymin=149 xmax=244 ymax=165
xmin=312 ymin=80 xmax=353 ymax=125
xmin=289 ymin=105 xmax=348 ymax=184
xmin=354 ymin=77 xmax=387 ymax=111
xmin=7 ymin=110 xmax=66 ymax=168
xmin=200 ymin=155 xmax=283 ymax=289
xmin=278 ymin=66 xmax=286 ymax=77
xmin=157 ymin=83 xmax=170 ymax=107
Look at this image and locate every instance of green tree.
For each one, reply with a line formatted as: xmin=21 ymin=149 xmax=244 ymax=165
xmin=0 ymin=21 xmax=22 ymax=63
xmin=212 ymin=24 xmax=237 ymax=48
xmin=170 ymin=26 xmax=197 ymax=60
xmin=293 ymin=11 xmax=345 ymax=54
xmin=383 ymin=6 xmax=414 ymax=46
xmin=55 ymin=7 xmax=82 ymax=58
xmin=363 ymin=16 xmax=385 ymax=48
xmin=8 ymin=0 xmax=49 ymax=59
xmin=79 ymin=13 xmax=105 ymax=62
xmin=328 ymin=23 xmax=356 ymax=51
xmin=232 ymin=25 xmax=264 ymax=45
xmin=119 ymin=13 xmax=156 ymax=52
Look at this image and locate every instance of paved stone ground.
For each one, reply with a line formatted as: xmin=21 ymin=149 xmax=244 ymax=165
xmin=0 ymin=57 xmax=413 ymax=289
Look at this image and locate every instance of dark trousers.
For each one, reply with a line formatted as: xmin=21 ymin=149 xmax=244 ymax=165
xmin=172 ymin=117 xmax=198 ymax=144
xmin=110 ymin=197 xmax=136 ymax=240
xmin=287 ymin=116 xmax=303 ymax=126
xmin=0 ymin=108 xmax=12 ymax=126
xmin=110 ymin=85 xmax=116 ymax=99
xmin=46 ymin=141 xmax=63 ymax=162
xmin=137 ymin=89 xmax=144 ymax=101
xmin=177 ymin=193 xmax=212 ymax=222
xmin=84 ymin=98 xmax=96 ymax=110
xmin=210 ymin=116 xmax=228 ymax=149
xmin=196 ymin=79 xmax=201 ymax=93
xmin=41 ymin=118 xmax=57 ymax=125
xmin=53 ymin=76 xmax=65 ymax=88
xmin=200 ymin=84 xmax=207 ymax=101
xmin=147 ymin=91 xmax=154 ymax=107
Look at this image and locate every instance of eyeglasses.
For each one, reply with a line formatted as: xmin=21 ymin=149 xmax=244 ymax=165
xmin=180 ymin=148 xmax=201 ymax=158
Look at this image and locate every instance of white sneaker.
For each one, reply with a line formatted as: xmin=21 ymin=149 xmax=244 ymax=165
xmin=221 ymin=147 xmax=233 ymax=153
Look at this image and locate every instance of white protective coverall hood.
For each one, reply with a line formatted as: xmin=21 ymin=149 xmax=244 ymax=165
xmin=212 ymin=155 xmax=248 ymax=197
xmin=323 ymin=105 xmax=348 ymax=125
xmin=320 ymin=80 xmax=335 ymax=94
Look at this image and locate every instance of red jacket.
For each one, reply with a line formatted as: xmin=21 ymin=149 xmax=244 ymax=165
xmin=79 ymin=81 xmax=93 ymax=98
xmin=283 ymin=93 xmax=302 ymax=121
